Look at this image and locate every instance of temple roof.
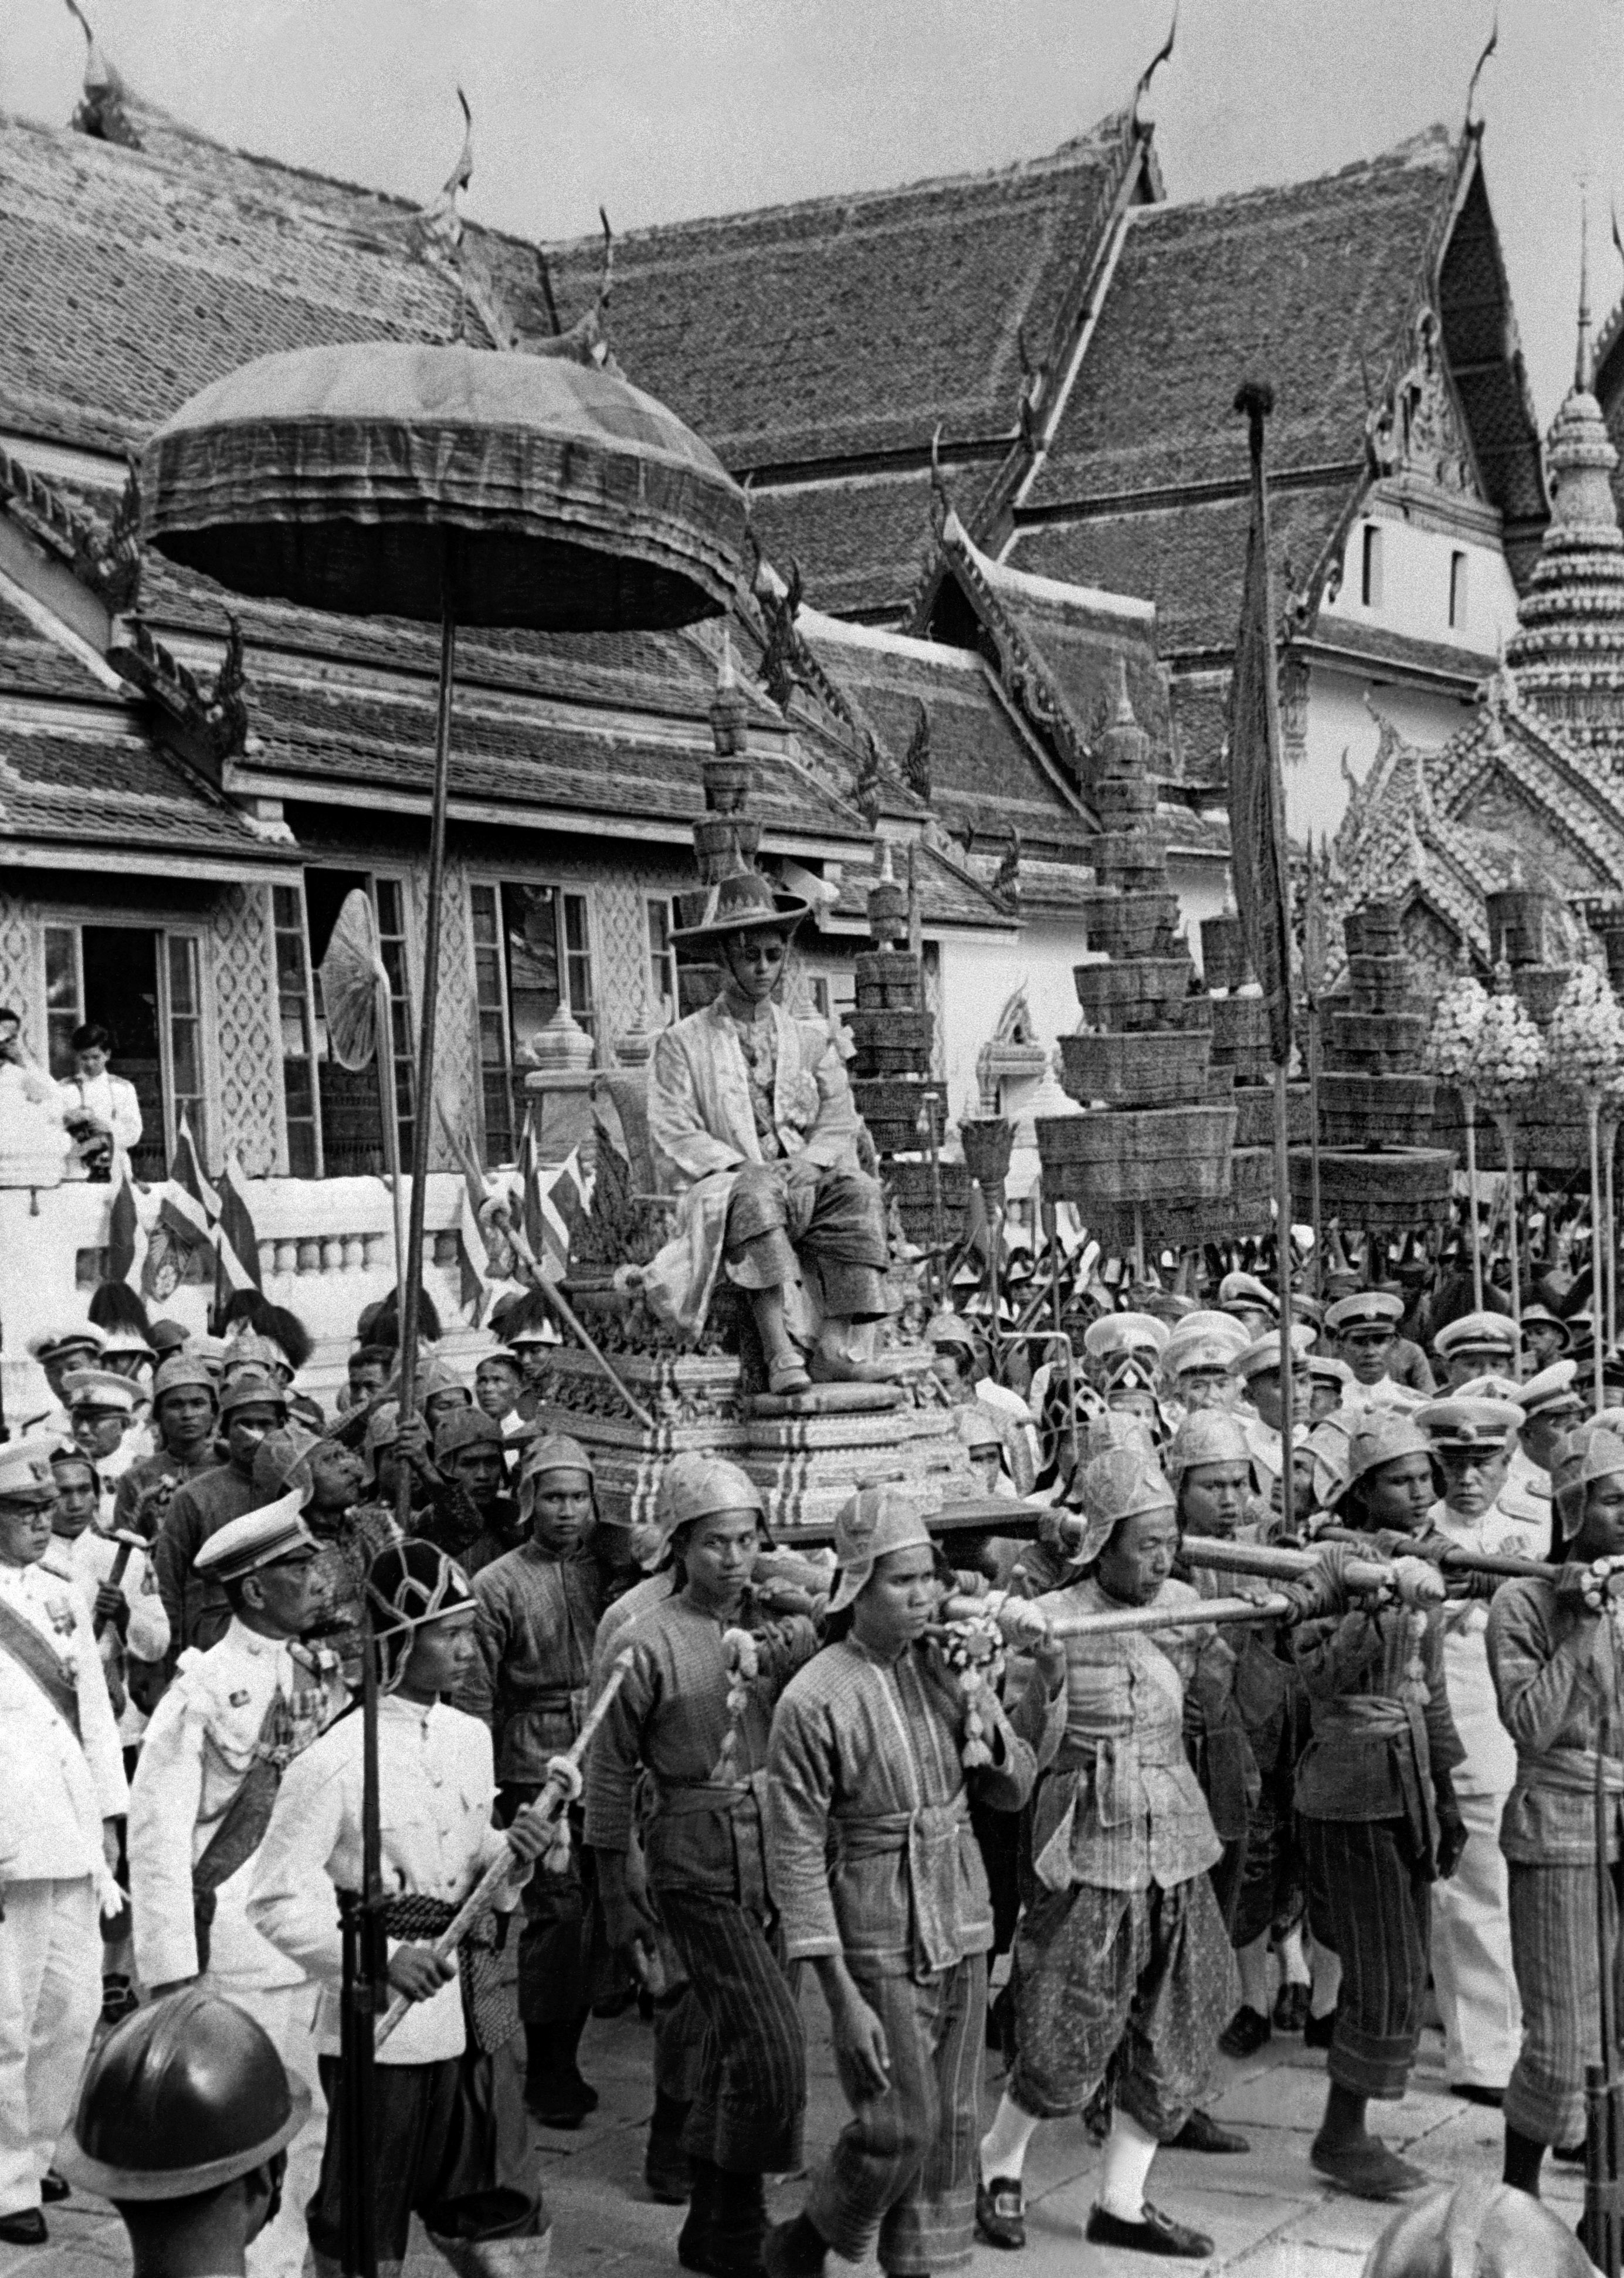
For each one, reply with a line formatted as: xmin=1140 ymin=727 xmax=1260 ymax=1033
xmin=545 ymin=111 xmax=1159 ymax=621
xmin=0 ymin=107 xmax=552 ymax=456
xmin=1001 ymin=128 xmax=1546 ymax=653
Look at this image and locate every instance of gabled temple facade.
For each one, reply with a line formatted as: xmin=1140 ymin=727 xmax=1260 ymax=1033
xmin=1331 ymin=290 xmax=1624 ymax=994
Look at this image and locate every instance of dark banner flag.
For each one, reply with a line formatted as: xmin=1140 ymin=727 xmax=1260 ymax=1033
xmin=1228 ymin=381 xmax=1294 ymax=1068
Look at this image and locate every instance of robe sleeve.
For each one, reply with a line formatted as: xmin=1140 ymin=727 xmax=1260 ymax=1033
xmin=649 ymin=1021 xmax=747 ymax=1186
xmin=764 ymin=1685 xmax=843 ymax=1962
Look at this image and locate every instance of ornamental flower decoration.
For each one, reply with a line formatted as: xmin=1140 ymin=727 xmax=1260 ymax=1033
xmin=1545 ymin=964 xmax=1624 ymax=1098
xmin=1463 ymin=970 xmax=1545 ymax=1115
xmin=1425 ymin=974 xmax=1490 ymax=1087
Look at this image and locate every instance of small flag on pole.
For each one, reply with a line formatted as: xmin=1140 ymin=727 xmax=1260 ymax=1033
xmin=215 ymin=1155 xmax=263 ymax=1294
xmin=106 ymin=1152 xmax=146 ymax=1288
xmin=158 ymin=1112 xmax=220 ymax=1249
xmin=435 ymin=1092 xmax=493 ymax=1318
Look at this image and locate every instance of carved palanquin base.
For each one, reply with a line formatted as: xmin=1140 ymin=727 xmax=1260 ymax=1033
xmin=531 ymin=1344 xmax=977 ymax=1540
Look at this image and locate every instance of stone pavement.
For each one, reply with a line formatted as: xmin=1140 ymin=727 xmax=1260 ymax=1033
xmin=7 ymin=1989 xmax=1583 ymax=2278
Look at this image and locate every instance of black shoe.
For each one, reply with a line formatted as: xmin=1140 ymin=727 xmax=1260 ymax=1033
xmin=1169 ymin=2108 xmax=1249 ymax=2155
xmin=679 ymin=2168 xmax=764 ymax=2278
xmin=1450 ymin=2083 xmax=1505 ymax=2108
xmin=975 ymin=2174 xmax=1026 ymax=2250
xmin=762 ymin=2214 xmax=827 ymax=2278
xmin=1086 ymin=2201 xmax=1213 ymax=2258
xmin=1273 ymin=1982 xmax=1309 ymax=2034
xmin=100 ymin=1974 xmax=138 ymax=2027
xmin=1303 ymin=2005 xmax=1338 ymax=2050
xmin=1219 ymin=2005 xmax=1272 ymax=2059
xmin=1554 ymin=2141 xmax=1587 ymax=2165
xmin=0 ymin=2212 xmax=47 ymax=2246
xmin=524 ymin=2067 xmax=598 ymax=2128
xmin=39 ymin=2174 xmax=69 ymax=2205
xmin=1310 ymin=2135 xmax=1427 ymax=2199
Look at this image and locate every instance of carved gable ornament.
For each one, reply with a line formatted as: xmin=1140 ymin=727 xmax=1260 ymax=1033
xmin=976 ymin=985 xmax=1047 ymax=1112
xmin=1367 ymin=310 xmax=1475 ymax=495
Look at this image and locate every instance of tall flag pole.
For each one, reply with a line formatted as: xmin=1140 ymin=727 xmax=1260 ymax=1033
xmin=1303 ymin=834 xmax=1328 ymax=1297
xmin=1229 ymin=378 xmax=1297 ymax=1534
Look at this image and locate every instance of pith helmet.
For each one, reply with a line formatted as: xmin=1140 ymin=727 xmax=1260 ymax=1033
xmin=1359 ymin=2177 xmax=1593 ymax=2278
xmin=56 ymin=1988 xmax=310 ymax=2199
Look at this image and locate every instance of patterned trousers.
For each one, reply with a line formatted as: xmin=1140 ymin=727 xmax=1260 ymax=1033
xmin=656 ymin=1887 xmax=805 ymax=2175
xmin=1505 ymin=1857 xmax=1624 ymax=2149
xmin=309 ymin=2047 xmax=548 ymax=2278
xmin=806 ymin=1954 xmax=985 ymax=2278
xmin=1303 ymin=1813 xmax=1430 ymax=2100
xmin=1008 ymin=1874 xmax=1235 ymax=2136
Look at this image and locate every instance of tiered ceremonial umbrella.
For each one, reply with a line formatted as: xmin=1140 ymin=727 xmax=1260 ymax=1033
xmin=141 ymin=339 xmax=745 ymax=2277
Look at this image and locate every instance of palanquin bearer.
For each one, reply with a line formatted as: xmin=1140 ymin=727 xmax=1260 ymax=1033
xmin=762 ymin=1488 xmax=1050 ymax=2278
xmin=457 ymin=1430 xmax=609 ymax=2129
xmin=974 ymin=1447 xmax=1239 ymax=2262
xmin=586 ymin=1457 xmax=818 ymax=2278
xmin=0 ymin=1436 xmax=127 ymax=2249
xmin=1290 ymin=1412 xmax=1466 ymax=2199
xmin=1489 ymin=1416 xmax=1624 ymax=2201
xmin=629 ymin=868 xmax=893 ymax=1397
xmin=249 ymin=1542 xmax=554 ymax=2278
xmin=127 ymin=1493 xmax=347 ymax=2278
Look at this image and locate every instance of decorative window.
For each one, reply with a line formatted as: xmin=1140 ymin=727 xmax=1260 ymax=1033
xmin=647 ymin=897 xmax=679 ymax=1026
xmin=466 ymin=881 xmax=595 ymax=1167
xmin=1361 ymin=524 xmax=1384 ymax=610
xmin=303 ymin=868 xmax=415 ymax=1180
xmin=41 ymin=920 xmax=206 ymax=1175
xmin=273 ymin=884 xmax=322 ymax=1177
xmin=1448 ymin=550 xmax=1467 ymax=631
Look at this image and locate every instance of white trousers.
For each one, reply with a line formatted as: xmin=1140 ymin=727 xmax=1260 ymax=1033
xmin=1429 ymin=1783 xmax=1522 ymax=2091
xmin=0 ymin=1877 xmax=101 ymax=2216
xmin=208 ymin=1975 xmax=326 ymax=2278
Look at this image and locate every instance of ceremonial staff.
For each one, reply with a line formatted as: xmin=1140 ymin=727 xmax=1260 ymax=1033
xmin=1584 ymin=1614 xmax=1623 ymax=2277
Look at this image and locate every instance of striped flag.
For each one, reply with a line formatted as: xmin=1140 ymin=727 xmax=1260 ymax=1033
xmin=435 ymin=1091 xmax=492 ymax=1318
xmin=105 ymin=1152 xmax=146 ymax=1288
xmin=215 ymin=1155 xmax=262 ymax=1295
xmin=158 ymin=1112 xmax=219 ymax=1250
xmin=517 ymin=1109 xmax=587 ymax=1284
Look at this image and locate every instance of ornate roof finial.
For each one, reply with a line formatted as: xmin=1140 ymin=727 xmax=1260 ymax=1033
xmin=1113 ymin=652 xmax=1136 ymax=726
xmin=422 ymin=88 xmax=474 ymax=252
xmin=928 ymin=424 xmax=958 ymax=543
xmin=708 ymin=627 xmax=748 ymax=757
xmin=1465 ymin=12 xmax=1497 ymax=128
xmin=1576 ymin=178 xmax=1595 ymax=394
xmin=1131 ymin=8 xmax=1177 ymax=131
xmin=63 ymin=0 xmax=140 ymax=147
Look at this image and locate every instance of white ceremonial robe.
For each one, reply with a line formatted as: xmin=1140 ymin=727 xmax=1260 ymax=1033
xmin=248 ymin=1694 xmax=524 ymax=2067
xmin=0 ymin=1559 xmax=126 ymax=2218
xmin=642 ymin=995 xmax=866 ymax=1336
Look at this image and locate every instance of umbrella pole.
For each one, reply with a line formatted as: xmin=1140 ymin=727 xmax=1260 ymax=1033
xmin=1592 ymin=1096 xmax=1607 ymax=1416
xmin=377 ymin=978 xmax=408 ymax=1294
xmin=1464 ymin=1092 xmax=1484 ymax=1312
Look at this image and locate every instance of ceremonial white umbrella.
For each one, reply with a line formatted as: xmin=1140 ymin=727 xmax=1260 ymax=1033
xmin=141 ymin=338 xmax=745 ymax=2278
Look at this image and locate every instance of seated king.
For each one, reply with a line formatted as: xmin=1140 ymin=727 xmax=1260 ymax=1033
xmin=629 ymin=868 xmax=893 ymax=1396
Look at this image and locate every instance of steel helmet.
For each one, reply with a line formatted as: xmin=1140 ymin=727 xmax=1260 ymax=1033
xmin=1360 ymin=2178 xmax=1593 ymax=2278
xmin=56 ymin=1988 xmax=310 ymax=2200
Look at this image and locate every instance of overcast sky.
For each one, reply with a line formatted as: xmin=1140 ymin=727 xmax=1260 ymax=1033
xmin=2 ymin=0 xmax=1620 ymax=430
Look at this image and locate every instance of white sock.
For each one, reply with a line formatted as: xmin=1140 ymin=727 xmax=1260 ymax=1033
xmin=1099 ymin=2108 xmax=1159 ymax=2223
xmin=1279 ymin=1925 xmax=1310 ymax=1988
xmin=1237 ymin=1931 xmax=1271 ymax=2013
xmin=979 ymin=2093 xmax=1040 ymax=2185
xmin=1310 ymin=1941 xmax=1342 ymax=2019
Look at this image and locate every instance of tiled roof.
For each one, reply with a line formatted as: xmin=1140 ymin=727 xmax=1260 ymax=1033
xmin=824 ymin=840 xmax=1013 ymax=930
xmin=232 ymin=652 xmax=864 ymax=845
xmin=976 ymin=561 xmax=1168 ymax=753
xmin=796 ymin=617 xmax=1090 ymax=851
xmin=1024 ymin=133 xmax=1457 ymax=509
xmin=1167 ymin=672 xmax=1229 ymax=788
xmin=0 ymin=111 xmax=555 ymax=456
xmin=0 ymin=708 xmax=289 ymax=864
xmin=1011 ymin=482 xmax=1351 ymax=657
xmin=543 ymin=118 xmax=1140 ymax=474
xmin=743 ymin=469 xmax=941 ymax=622
xmin=0 ymin=587 xmax=112 ymax=700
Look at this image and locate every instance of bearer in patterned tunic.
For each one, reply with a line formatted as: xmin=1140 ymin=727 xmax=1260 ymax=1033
xmin=458 ymin=1430 xmax=608 ymax=2128
xmin=1490 ymin=1415 xmax=1624 ymax=2200
xmin=587 ymin=1456 xmax=818 ymax=2278
xmin=974 ymin=1446 xmax=1240 ymax=2260
xmin=154 ymin=1370 xmax=290 ymax=1653
xmin=632 ymin=868 xmax=892 ymax=1397
xmin=0 ymin=1437 xmax=126 ymax=2249
xmin=127 ymin=1495 xmax=345 ymax=2278
xmin=1291 ymin=1410 xmax=1466 ymax=2199
xmin=763 ymin=1488 xmax=1050 ymax=2278
xmin=250 ymin=1542 xmax=554 ymax=2278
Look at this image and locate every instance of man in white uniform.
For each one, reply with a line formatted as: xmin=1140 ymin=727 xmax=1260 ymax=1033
xmin=0 ymin=1436 xmax=126 ymax=2246
xmin=128 ymin=1495 xmax=345 ymax=2278
xmin=1416 ymin=1396 xmax=1537 ymax=2106
xmin=56 ymin=1021 xmax=143 ymax=1177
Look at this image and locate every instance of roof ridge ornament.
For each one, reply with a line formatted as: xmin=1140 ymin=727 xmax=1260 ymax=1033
xmin=63 ymin=0 xmax=141 ymax=147
xmin=0 ymin=442 xmax=143 ymax=614
xmin=1576 ymin=178 xmax=1594 ymax=395
xmin=1131 ymin=8 xmax=1178 ymax=132
xmin=1464 ymin=12 xmax=1497 ymax=131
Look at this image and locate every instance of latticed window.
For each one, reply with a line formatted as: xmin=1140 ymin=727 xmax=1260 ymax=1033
xmin=273 ymin=885 xmax=321 ymax=1177
xmin=466 ymin=880 xmax=595 ymax=1167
